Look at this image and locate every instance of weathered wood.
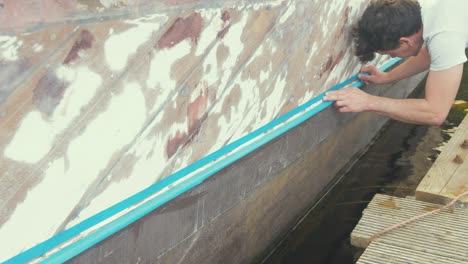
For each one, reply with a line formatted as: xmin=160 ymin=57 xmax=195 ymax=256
xmin=351 ymin=194 xmax=468 ymax=264
xmin=358 ymin=242 xmax=467 ymax=264
xmin=415 ymin=115 xmax=468 ymax=205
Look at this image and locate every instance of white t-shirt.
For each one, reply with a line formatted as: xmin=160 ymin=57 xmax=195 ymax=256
xmin=419 ymin=0 xmax=468 ymax=71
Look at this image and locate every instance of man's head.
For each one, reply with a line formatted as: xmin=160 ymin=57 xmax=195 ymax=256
xmin=354 ymin=0 xmax=424 ymax=62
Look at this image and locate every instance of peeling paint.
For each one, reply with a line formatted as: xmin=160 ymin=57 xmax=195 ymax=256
xmin=146 ymin=39 xmax=191 ymax=95
xmin=195 ymin=10 xmax=222 ymax=56
xmin=5 ymin=66 xmax=102 ymax=163
xmin=157 ymin=13 xmax=202 ymax=49
xmin=0 ymin=36 xmax=22 ymax=61
xmin=32 ymin=43 xmax=44 ymax=53
xmin=64 ymin=30 xmax=95 ymax=65
xmin=105 ymin=16 xmax=165 ymax=72
xmin=0 ymin=1 xmax=398 ymax=261
xmin=279 ymin=2 xmax=296 ymax=24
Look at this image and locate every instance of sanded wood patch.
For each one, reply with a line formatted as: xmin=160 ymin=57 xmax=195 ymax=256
xmin=416 ymin=114 xmax=468 ymax=205
xmin=351 ymin=194 xmax=468 ymax=263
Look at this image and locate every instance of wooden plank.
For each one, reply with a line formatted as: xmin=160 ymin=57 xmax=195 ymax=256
xmin=352 ymin=194 xmax=468 ymax=263
xmin=357 ymin=241 xmax=467 ymax=264
xmin=416 ymin=114 xmax=468 ymax=205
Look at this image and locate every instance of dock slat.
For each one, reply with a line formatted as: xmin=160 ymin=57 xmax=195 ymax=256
xmin=416 ymin=115 xmax=468 ymax=205
xmin=357 ymin=242 xmax=468 ymax=264
xmin=351 ymin=194 xmax=468 ymax=263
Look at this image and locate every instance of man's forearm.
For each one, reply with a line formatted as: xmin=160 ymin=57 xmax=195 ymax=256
xmin=366 ymin=96 xmax=443 ymax=125
xmin=386 ymin=46 xmax=431 ymax=83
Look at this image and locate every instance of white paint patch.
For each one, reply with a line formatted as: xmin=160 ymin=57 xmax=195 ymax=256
xmin=220 ymin=14 xmax=248 ymax=70
xmin=213 ymin=76 xmax=259 ymax=151
xmin=298 ymin=90 xmax=315 ymax=106
xmin=259 ymin=66 xmax=270 ymax=85
xmin=64 ymin=82 xmax=148 ymax=226
xmin=99 ymin=0 xmax=122 ymax=8
xmin=66 ymin=96 xmax=187 ymax=226
xmin=146 ymin=39 xmax=191 ymax=112
xmin=66 ymin=82 xmax=146 ymax=182
xmin=279 ymin=2 xmax=296 ymax=24
xmin=201 ymin=12 xmax=249 ymax=94
xmin=306 ymin=42 xmax=318 ymax=68
xmin=195 ymin=10 xmax=221 ymax=57
xmin=0 ymin=36 xmax=23 ymax=61
xmin=0 ymin=82 xmax=147 ymax=261
xmin=32 ymin=43 xmax=44 ymax=53
xmin=104 ymin=16 xmax=166 ymax=72
xmin=252 ymin=0 xmax=284 ymax=10
xmin=0 ymin=158 xmax=68 ymax=262
xmin=4 ymin=111 xmax=55 ymax=163
xmin=266 ymin=71 xmax=287 ymax=116
xmin=4 ymin=66 xmax=102 ymax=163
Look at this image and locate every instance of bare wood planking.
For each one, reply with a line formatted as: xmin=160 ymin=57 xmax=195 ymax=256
xmin=352 ymin=194 xmax=468 ymax=263
xmin=50 ymin=4 xmax=290 ymax=229
xmin=357 ymin=241 xmax=467 ymax=264
xmin=416 ymin=115 xmax=468 ymax=205
xmin=351 ymin=194 xmax=468 ymax=248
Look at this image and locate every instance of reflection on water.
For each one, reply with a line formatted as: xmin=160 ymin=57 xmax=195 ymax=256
xmin=262 ymin=52 xmax=468 ymax=264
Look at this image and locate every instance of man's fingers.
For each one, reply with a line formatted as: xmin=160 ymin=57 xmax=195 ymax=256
xmin=338 ymin=106 xmax=351 ymax=113
xmin=334 ymin=100 xmax=346 ymax=107
xmin=360 ymin=65 xmax=373 ymax=73
xmin=358 ymin=74 xmax=372 ymax=82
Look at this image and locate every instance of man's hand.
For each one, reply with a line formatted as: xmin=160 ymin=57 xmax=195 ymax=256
xmin=358 ymin=65 xmax=390 ymax=85
xmin=324 ymin=64 xmax=463 ymax=125
xmin=323 ymin=87 xmax=371 ymax=113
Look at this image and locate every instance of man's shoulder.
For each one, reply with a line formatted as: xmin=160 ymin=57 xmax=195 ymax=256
xmin=427 ymin=32 xmax=468 ymax=71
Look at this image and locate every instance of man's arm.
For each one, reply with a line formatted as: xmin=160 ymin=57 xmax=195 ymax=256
xmin=324 ymin=64 xmax=463 ymax=125
xmin=359 ymin=46 xmax=431 ymax=84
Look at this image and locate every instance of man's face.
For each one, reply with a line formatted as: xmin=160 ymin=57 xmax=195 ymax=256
xmin=377 ymin=44 xmax=420 ymax=58
xmin=377 ymin=34 xmax=424 ymax=58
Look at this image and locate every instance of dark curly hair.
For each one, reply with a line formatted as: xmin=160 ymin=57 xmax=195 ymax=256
xmin=354 ymin=0 xmax=422 ymax=62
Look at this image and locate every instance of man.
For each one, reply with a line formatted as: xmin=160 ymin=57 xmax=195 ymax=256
xmin=323 ymin=0 xmax=468 ymax=125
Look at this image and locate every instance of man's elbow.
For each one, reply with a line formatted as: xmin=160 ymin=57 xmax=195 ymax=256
xmin=427 ymin=112 xmax=448 ymax=126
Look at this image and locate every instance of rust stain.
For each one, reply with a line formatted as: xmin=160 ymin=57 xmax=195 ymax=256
xmin=221 ymin=84 xmax=241 ymax=122
xmin=317 ymin=55 xmax=333 ymax=79
xmin=157 ymin=13 xmax=202 ymax=49
xmin=460 ymin=140 xmax=468 ymax=149
xmin=217 ymin=25 xmax=231 ymax=40
xmin=63 ymin=29 xmax=94 ymax=64
xmin=333 ymin=50 xmax=345 ymax=67
xmin=376 ymin=199 xmax=399 ymax=210
xmin=339 ymin=6 xmax=350 ymax=35
xmin=317 ymin=50 xmax=345 ymax=79
xmin=216 ymin=44 xmax=229 ymax=67
xmin=453 ymin=155 xmax=464 ymax=164
xmin=187 ymin=86 xmax=208 ymax=135
xmin=166 ymin=85 xmax=208 ymax=159
xmin=167 ymin=130 xmax=188 ymax=159
xmin=218 ymin=10 xmax=232 ymax=39
xmin=422 ymin=204 xmax=441 ymax=212
xmin=222 ymin=10 xmax=230 ymax=22
xmin=33 ymin=69 xmax=69 ymax=115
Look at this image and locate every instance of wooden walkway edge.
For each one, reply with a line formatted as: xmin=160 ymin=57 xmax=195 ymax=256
xmin=351 ymin=115 xmax=468 ymax=263
xmin=415 ymin=115 xmax=468 ymax=206
xmin=351 ymin=194 xmax=468 ymax=263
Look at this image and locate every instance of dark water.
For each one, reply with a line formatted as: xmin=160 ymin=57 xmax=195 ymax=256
xmin=261 ymin=54 xmax=468 ymax=264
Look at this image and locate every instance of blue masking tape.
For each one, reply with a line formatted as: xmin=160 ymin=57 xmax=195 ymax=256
xmin=5 ymin=58 xmax=402 ymax=264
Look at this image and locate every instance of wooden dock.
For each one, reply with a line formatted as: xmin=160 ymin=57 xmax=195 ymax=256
xmin=351 ymin=115 xmax=468 ymax=264
xmin=415 ymin=115 xmax=468 ymax=206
